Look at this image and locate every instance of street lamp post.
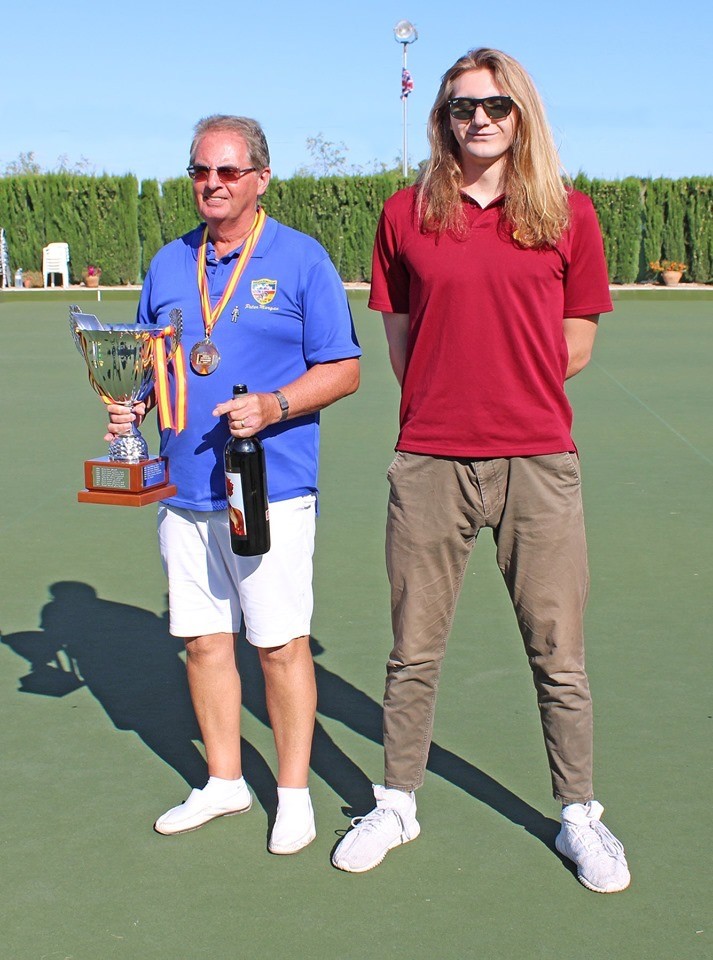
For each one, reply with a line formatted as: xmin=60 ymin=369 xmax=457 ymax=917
xmin=393 ymin=19 xmax=417 ymax=177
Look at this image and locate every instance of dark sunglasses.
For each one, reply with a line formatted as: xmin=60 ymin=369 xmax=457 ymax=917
xmin=448 ymin=96 xmax=514 ymax=121
xmin=187 ymin=165 xmax=256 ymax=183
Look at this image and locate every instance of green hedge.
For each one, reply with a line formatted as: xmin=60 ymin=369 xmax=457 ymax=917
xmin=265 ymin=171 xmax=407 ymax=280
xmin=573 ymin=175 xmax=712 ymax=283
xmin=0 ymin=173 xmax=140 ymax=284
xmin=138 ymin=179 xmax=162 ymax=278
xmin=1 ymin=172 xmax=711 ymax=284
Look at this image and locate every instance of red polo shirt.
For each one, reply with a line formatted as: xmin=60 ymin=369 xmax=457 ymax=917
xmin=369 ymin=187 xmax=613 ymax=458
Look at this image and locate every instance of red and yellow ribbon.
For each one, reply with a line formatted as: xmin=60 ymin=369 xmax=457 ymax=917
xmin=197 ymin=206 xmax=267 ymax=338
xmin=154 ymin=326 xmax=187 ymax=433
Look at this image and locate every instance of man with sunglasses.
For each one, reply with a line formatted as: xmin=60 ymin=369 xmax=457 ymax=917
xmin=106 ymin=115 xmax=360 ymax=854
xmin=332 ymin=49 xmax=630 ymax=893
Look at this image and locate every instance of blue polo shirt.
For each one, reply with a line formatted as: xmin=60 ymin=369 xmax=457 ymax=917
xmin=138 ymin=216 xmax=360 ymax=511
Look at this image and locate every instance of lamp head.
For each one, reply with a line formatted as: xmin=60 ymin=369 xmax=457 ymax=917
xmin=393 ymin=20 xmax=417 ymax=44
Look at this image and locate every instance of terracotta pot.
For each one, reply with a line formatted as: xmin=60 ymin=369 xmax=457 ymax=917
xmin=661 ymin=270 xmax=682 ymax=286
xmin=85 ymin=275 xmax=100 ymax=288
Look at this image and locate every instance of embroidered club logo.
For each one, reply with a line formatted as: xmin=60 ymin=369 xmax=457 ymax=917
xmin=251 ymin=278 xmax=277 ymax=305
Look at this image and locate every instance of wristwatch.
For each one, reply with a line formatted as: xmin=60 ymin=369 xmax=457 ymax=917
xmin=273 ymin=389 xmax=289 ymax=421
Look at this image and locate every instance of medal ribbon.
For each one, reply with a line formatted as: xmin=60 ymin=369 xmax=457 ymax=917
xmin=197 ymin=206 xmax=266 ymax=339
xmin=154 ymin=325 xmax=187 ymax=433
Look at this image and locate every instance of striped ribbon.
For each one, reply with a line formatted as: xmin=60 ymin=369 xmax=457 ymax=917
xmin=197 ymin=206 xmax=266 ymax=338
xmin=154 ymin=326 xmax=187 ymax=433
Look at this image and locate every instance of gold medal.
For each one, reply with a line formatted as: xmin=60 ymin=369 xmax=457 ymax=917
xmin=189 ymin=338 xmax=221 ymax=375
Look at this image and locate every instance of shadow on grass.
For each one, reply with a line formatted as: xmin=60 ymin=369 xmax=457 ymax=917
xmin=2 ymin=581 xmax=559 ymax=852
xmin=1 ymin=581 xmax=281 ymax=813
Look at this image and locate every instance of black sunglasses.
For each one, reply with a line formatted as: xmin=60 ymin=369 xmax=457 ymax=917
xmin=448 ymin=96 xmax=514 ymax=121
xmin=187 ymin=165 xmax=256 ymax=183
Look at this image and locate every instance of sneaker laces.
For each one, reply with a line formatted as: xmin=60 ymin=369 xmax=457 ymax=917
xmin=349 ymin=806 xmax=405 ymax=834
xmin=573 ymin=819 xmax=625 ymax=858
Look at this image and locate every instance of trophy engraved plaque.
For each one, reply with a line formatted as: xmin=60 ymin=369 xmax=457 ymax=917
xmin=70 ymin=306 xmax=183 ymax=507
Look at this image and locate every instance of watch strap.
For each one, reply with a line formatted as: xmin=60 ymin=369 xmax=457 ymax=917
xmin=273 ymin=389 xmax=289 ymax=421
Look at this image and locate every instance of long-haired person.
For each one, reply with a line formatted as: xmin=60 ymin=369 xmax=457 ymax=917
xmin=332 ymin=49 xmax=630 ymax=893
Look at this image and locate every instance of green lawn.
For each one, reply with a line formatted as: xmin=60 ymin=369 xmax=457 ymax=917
xmin=0 ymin=291 xmax=710 ymax=959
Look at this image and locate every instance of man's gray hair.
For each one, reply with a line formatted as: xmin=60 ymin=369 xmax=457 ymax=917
xmin=190 ymin=115 xmax=270 ymax=169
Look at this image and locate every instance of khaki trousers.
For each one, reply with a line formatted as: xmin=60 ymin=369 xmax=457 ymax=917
xmin=384 ymin=452 xmax=594 ymax=805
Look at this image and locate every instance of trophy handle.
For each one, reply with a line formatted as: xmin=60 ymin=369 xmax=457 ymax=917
xmin=69 ymin=304 xmax=96 ymax=354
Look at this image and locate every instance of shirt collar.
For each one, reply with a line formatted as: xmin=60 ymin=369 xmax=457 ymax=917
xmin=191 ymin=214 xmax=278 ymax=263
xmin=460 ymin=191 xmax=506 ymax=210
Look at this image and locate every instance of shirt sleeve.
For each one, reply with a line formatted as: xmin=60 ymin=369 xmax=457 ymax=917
xmin=301 ymin=254 xmax=361 ymax=366
xmin=368 ymin=204 xmax=411 ymax=314
xmin=136 ymin=262 xmax=156 ymax=326
xmin=562 ymin=192 xmax=614 ymax=318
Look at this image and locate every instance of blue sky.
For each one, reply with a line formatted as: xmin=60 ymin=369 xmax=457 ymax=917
xmin=2 ymin=0 xmax=711 ymax=183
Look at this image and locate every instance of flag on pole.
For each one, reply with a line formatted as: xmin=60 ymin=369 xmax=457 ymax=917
xmin=401 ymin=68 xmax=414 ymax=100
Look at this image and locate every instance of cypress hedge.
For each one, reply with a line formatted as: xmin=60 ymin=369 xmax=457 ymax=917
xmin=0 ymin=172 xmax=711 ymax=284
xmin=159 ymin=178 xmax=200 ymax=247
xmin=686 ymin=178 xmax=713 ymax=282
xmin=0 ymin=173 xmax=140 ymax=284
xmin=265 ymin=171 xmax=407 ymax=280
xmin=138 ymin=179 xmax=162 ymax=278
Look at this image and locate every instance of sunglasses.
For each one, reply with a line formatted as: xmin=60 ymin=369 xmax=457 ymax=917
xmin=448 ymin=96 xmax=514 ymax=121
xmin=187 ymin=165 xmax=256 ymax=183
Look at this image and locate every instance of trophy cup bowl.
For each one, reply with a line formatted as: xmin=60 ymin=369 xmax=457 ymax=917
xmin=70 ymin=307 xmax=182 ymax=506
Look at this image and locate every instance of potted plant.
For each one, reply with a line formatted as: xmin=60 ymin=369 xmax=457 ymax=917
xmin=82 ymin=265 xmax=102 ymax=288
xmin=649 ymin=259 xmax=687 ymax=286
xmin=23 ymin=270 xmax=45 ymax=288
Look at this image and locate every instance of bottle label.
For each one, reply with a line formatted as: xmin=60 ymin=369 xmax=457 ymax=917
xmin=225 ymin=470 xmax=248 ymax=539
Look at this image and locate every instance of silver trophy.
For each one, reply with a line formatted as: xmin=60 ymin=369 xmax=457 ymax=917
xmin=69 ymin=306 xmax=183 ymax=505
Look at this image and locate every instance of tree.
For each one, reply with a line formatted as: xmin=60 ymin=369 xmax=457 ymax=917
xmin=56 ymin=154 xmax=96 ymax=175
xmin=3 ymin=152 xmax=42 ymax=176
xmin=295 ymin=133 xmax=349 ymax=177
xmin=2 ymin=151 xmax=96 ymax=177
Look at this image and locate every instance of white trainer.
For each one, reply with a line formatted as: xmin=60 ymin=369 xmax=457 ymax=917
xmin=154 ymin=782 xmax=252 ymax=836
xmin=332 ymin=785 xmax=420 ymax=873
xmin=268 ymin=794 xmax=316 ymax=855
xmin=555 ymin=800 xmax=631 ymax=893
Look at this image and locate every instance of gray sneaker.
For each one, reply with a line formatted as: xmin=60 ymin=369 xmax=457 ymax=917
xmin=332 ymin=785 xmax=420 ymax=873
xmin=555 ymin=800 xmax=631 ymax=893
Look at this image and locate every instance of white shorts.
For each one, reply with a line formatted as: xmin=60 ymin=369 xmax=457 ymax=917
xmin=157 ymin=496 xmax=316 ymax=647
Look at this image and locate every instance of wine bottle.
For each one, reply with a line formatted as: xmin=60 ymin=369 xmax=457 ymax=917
xmin=224 ymin=384 xmax=270 ymax=556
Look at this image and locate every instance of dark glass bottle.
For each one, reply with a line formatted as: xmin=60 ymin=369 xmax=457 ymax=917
xmin=224 ymin=384 xmax=270 ymax=556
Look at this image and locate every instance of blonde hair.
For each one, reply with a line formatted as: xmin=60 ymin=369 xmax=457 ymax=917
xmin=417 ymin=48 xmax=570 ymax=247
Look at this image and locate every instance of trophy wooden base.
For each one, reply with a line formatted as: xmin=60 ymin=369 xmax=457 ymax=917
xmin=78 ymin=456 xmax=177 ymax=507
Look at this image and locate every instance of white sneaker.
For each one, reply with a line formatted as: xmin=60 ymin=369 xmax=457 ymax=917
xmin=555 ymin=800 xmax=631 ymax=893
xmin=154 ymin=782 xmax=252 ymax=836
xmin=332 ymin=785 xmax=420 ymax=873
xmin=268 ymin=794 xmax=316 ymax=855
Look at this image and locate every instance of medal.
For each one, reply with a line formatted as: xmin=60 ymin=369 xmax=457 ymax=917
xmin=189 ymin=338 xmax=221 ymax=375
xmin=193 ymin=207 xmax=266 ymax=376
